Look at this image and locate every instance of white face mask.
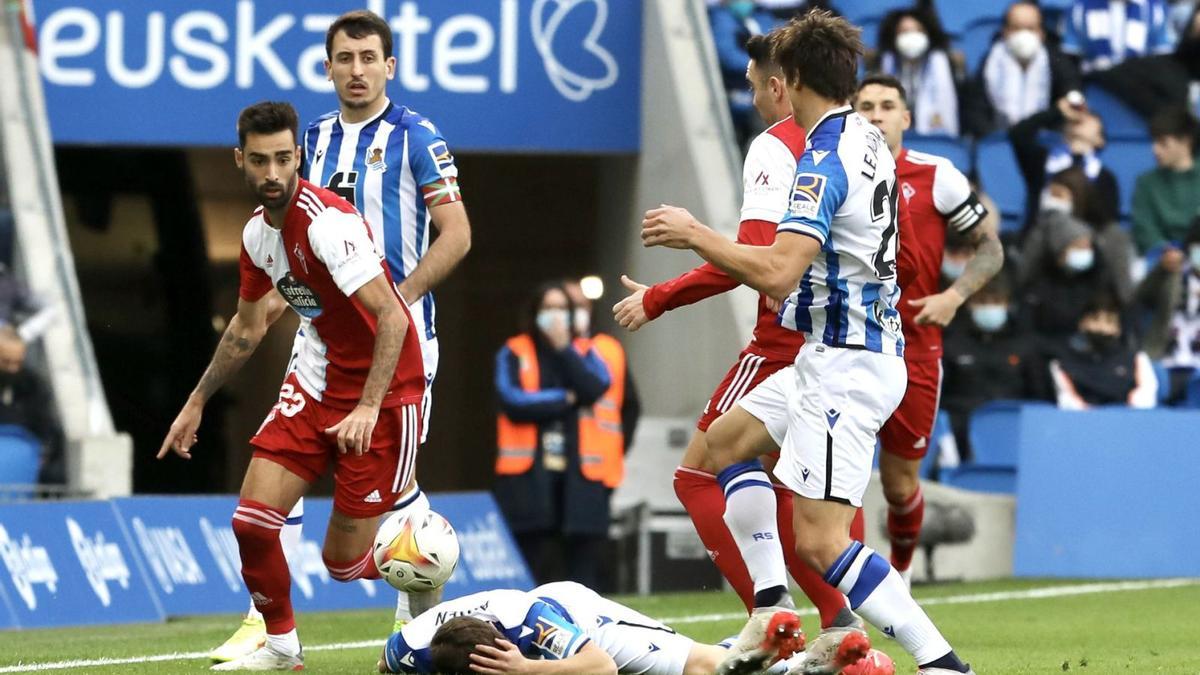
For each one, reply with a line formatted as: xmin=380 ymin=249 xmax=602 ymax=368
xmin=971 ymin=304 xmax=1009 ymax=332
xmin=573 ymin=307 xmax=591 ymax=336
xmin=1004 ymin=29 xmax=1041 ymax=62
xmin=1064 ymin=248 xmax=1095 ymax=272
xmin=536 ymin=309 xmax=569 ymax=335
xmin=1039 ymin=190 xmax=1073 ymax=215
xmin=895 ymin=31 xmax=930 ymax=60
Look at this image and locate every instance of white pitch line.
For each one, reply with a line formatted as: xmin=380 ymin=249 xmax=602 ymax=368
xmin=1 ymin=578 xmax=1196 ymax=672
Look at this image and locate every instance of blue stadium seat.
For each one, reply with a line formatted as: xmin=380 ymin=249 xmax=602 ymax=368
xmin=974 ymin=134 xmax=1026 ymax=218
xmin=1083 ymin=84 xmax=1149 ymax=140
xmin=924 ymin=410 xmax=953 ymax=480
xmin=1100 ymin=139 xmax=1156 ymax=218
xmin=958 ymin=19 xmax=1001 ymax=74
xmin=0 ymin=425 xmax=41 ymax=499
xmin=904 ymin=135 xmax=971 ymax=172
xmin=1152 ymin=361 xmax=1171 ymax=404
xmin=940 ymin=466 xmax=1016 ymax=494
xmin=830 ymin=0 xmax=914 ymax=25
xmin=967 ymin=400 xmax=1023 ymax=467
xmin=940 ymin=0 xmax=1009 ymax=36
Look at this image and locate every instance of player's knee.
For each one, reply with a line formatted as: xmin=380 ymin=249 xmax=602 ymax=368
xmin=231 ymin=502 xmax=284 ymax=547
xmin=881 ymin=470 xmax=919 ymax=506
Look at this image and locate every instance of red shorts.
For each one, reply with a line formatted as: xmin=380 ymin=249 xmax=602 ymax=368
xmin=250 ymin=374 xmax=423 ymax=518
xmin=878 ymin=358 xmax=943 ymax=460
xmin=698 ymin=349 xmax=794 ymax=431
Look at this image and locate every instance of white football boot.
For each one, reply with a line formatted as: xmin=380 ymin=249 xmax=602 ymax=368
xmin=210 ymin=616 xmax=268 ymax=663
xmin=718 ymin=609 xmax=806 ymax=675
xmin=211 ymin=644 xmax=303 ymax=671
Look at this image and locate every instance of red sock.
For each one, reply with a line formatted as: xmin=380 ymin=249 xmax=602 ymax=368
xmin=775 ymin=486 xmax=847 ymax=628
xmin=323 ymin=548 xmax=381 ymax=581
xmin=673 ymin=467 xmax=754 ymax=612
xmin=850 ymin=507 xmax=865 ymax=543
xmin=886 ymin=486 xmax=924 ymax=572
xmin=232 ymin=500 xmax=295 ymax=634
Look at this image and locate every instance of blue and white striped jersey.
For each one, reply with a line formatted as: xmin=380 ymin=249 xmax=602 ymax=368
xmin=301 ymin=100 xmax=462 ymax=341
xmin=777 ymin=106 xmax=905 ymax=357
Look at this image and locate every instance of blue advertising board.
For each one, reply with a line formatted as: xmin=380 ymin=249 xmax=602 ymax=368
xmin=0 ymin=492 xmax=530 ymax=629
xmin=34 ymin=0 xmax=642 ymax=152
xmin=0 ymin=501 xmax=164 ymax=628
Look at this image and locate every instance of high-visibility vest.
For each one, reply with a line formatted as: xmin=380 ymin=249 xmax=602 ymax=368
xmin=494 ymin=333 xmax=627 ymax=488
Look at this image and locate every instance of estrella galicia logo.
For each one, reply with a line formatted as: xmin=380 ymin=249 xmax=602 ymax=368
xmin=276 ymin=273 xmax=322 ymax=319
xmin=532 ymin=0 xmax=619 ymax=102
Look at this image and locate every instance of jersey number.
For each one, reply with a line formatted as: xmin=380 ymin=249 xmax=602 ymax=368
xmin=327 ymin=171 xmax=359 ymax=204
xmin=870 ymin=180 xmax=899 ymax=280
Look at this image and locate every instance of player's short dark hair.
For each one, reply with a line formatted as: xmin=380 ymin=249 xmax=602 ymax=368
xmin=745 ymin=34 xmax=776 ymax=70
xmin=237 ymin=101 xmax=299 ymax=148
xmin=430 ymin=617 xmax=504 ymax=675
xmin=770 ymin=10 xmax=864 ymax=102
xmin=1149 ymin=106 xmax=1199 ymax=146
xmin=326 ymin=10 xmax=393 ymax=60
xmin=1082 ymin=291 xmax=1122 ymax=319
xmin=856 ymin=73 xmax=908 ymax=107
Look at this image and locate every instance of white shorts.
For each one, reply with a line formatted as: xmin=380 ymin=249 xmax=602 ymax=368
xmin=408 ymin=299 xmax=440 ymax=445
xmin=737 ymin=367 xmax=795 ymax=448
xmin=534 ymin=582 xmax=694 ymax=675
xmin=768 ymin=342 xmax=906 ymax=507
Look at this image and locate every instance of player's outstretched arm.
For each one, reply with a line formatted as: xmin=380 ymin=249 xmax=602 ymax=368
xmin=910 ymin=203 xmax=1004 ymax=326
xmin=395 ymin=201 xmax=471 ymax=305
xmin=157 ymin=289 xmax=283 ymax=460
xmin=469 ymin=639 xmax=616 ymax=675
xmin=642 ymin=205 xmax=819 ymax=301
xmin=325 ymin=274 xmax=409 ymax=456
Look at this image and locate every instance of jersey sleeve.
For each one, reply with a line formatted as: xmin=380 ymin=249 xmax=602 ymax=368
xmin=515 ymin=601 xmax=589 ymax=661
xmin=407 ymin=119 xmax=464 ymax=208
xmin=382 ymin=630 xmax=431 ymax=674
xmin=777 ymin=150 xmax=849 ymax=245
xmin=741 ymin=134 xmax=796 ymax=224
xmin=238 ymin=242 xmax=274 ymax=302
xmin=932 ymin=162 xmax=987 ymax=233
xmin=307 ymin=211 xmax=385 ymax=297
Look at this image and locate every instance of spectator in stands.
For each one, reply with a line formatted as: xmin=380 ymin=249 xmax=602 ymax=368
xmin=1089 ymin=4 xmax=1200 ymax=121
xmin=1061 ymin=0 xmax=1175 ymax=74
xmin=493 ymin=282 xmax=614 ymax=587
xmin=871 ymin=6 xmax=963 ymax=136
xmin=939 ymin=228 xmax=976 ymax=287
xmin=1021 ymin=167 xmax=1135 ymax=302
xmin=756 ymin=0 xmax=833 ymax=20
xmin=942 ymin=271 xmax=1045 ymax=458
xmin=0 ymin=327 xmax=65 ymax=485
xmin=967 ymin=1 xmax=1082 ymax=135
xmin=1131 ymin=107 xmax=1200 ymax=253
xmin=1135 ymin=216 xmax=1200 ymax=405
xmin=1020 ymin=212 xmax=1126 ymax=349
xmin=710 ymin=0 xmax=781 ymax=145
xmin=1049 ymin=293 xmax=1158 ymax=408
xmin=1009 ymin=94 xmax=1120 ymax=227
xmin=0 ymin=262 xmax=55 ymax=344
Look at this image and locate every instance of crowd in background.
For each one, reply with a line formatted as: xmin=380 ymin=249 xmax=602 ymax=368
xmin=708 ymin=0 xmax=1200 ymax=457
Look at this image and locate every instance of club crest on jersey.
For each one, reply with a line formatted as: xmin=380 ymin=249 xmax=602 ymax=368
xmin=366 ymin=147 xmax=387 ymax=172
xmin=427 ymin=141 xmax=455 ymax=177
xmin=276 ymin=273 xmax=323 ymax=319
xmin=901 ymin=181 xmax=916 ymax=203
xmin=789 ymin=172 xmax=827 ymax=220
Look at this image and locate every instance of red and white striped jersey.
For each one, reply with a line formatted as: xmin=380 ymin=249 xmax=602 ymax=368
xmin=896 ymin=148 xmax=987 ymax=361
xmin=238 ymin=179 xmax=425 ymax=410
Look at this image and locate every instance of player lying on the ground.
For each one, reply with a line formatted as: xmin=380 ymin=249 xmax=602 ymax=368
xmin=376 ymin=581 xmax=866 ymax=675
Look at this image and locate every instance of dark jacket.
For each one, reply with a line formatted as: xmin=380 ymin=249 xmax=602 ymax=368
xmin=492 ymin=336 xmax=613 ymax=535
xmin=1050 ymin=333 xmax=1145 ymax=406
xmin=1020 ymin=255 xmax=1125 ymax=352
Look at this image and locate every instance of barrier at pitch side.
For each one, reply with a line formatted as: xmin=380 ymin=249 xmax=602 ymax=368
xmin=0 ymin=492 xmax=531 ymax=629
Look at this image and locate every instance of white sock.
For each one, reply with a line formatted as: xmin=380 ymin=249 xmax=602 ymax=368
xmin=245 ymin=603 xmax=263 ymax=621
xmin=390 ymin=485 xmax=430 ymax=622
xmin=717 ymin=462 xmax=787 ymax=598
xmin=826 ymin=542 xmax=952 ymax=664
xmin=266 ymin=628 xmax=300 ymax=657
xmin=279 ymin=498 xmax=304 ymax=560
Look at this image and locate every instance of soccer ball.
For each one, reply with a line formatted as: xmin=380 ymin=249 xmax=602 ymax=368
xmin=372 ymin=509 xmax=460 ymax=592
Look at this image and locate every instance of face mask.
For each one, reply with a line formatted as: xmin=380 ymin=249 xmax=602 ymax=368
xmin=1189 ymin=245 xmax=1200 ymax=269
xmin=1039 ymin=190 xmax=1072 ymax=215
xmin=728 ymin=0 xmax=755 ymax=19
xmin=941 ymin=258 xmax=966 ymax=280
xmin=1004 ymin=29 xmax=1041 ymax=62
xmin=895 ymin=31 xmax=930 ymax=60
xmin=573 ymin=308 xmax=591 ymax=336
xmin=1064 ymin=248 xmax=1095 ymax=272
xmin=536 ymin=309 xmax=569 ymax=335
xmin=971 ymin=305 xmax=1008 ymax=332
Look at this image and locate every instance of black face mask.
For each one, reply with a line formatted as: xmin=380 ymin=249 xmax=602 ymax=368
xmin=1084 ymin=331 xmax=1120 ymax=353
xmin=1179 ymin=37 xmax=1200 ymax=76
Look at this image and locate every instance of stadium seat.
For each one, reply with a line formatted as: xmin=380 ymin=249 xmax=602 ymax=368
xmin=1083 ymin=84 xmax=1148 ymax=140
xmin=958 ymin=19 xmax=1001 ymax=74
xmin=904 ymin=135 xmax=971 ymax=172
xmin=966 ymin=400 xmax=1024 ymax=467
xmin=939 ymin=465 xmax=1016 ymax=494
xmin=1152 ymin=361 xmax=1171 ymax=404
xmin=940 ymin=0 xmax=1009 ymax=36
xmin=0 ymin=425 xmax=41 ymax=499
xmin=924 ymin=410 xmax=953 ymax=480
xmin=830 ymin=0 xmax=913 ymax=25
xmin=974 ymin=134 xmax=1026 ymax=218
xmin=1100 ymin=139 xmax=1156 ymax=218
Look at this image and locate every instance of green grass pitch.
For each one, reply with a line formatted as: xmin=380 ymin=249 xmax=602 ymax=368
xmin=0 ymin=578 xmax=1196 ymax=673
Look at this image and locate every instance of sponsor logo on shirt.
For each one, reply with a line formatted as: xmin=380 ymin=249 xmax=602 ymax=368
xmin=427 ymin=141 xmax=456 ymax=177
xmin=276 ymin=273 xmax=323 ymax=319
xmin=789 ymin=172 xmax=827 ymax=220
